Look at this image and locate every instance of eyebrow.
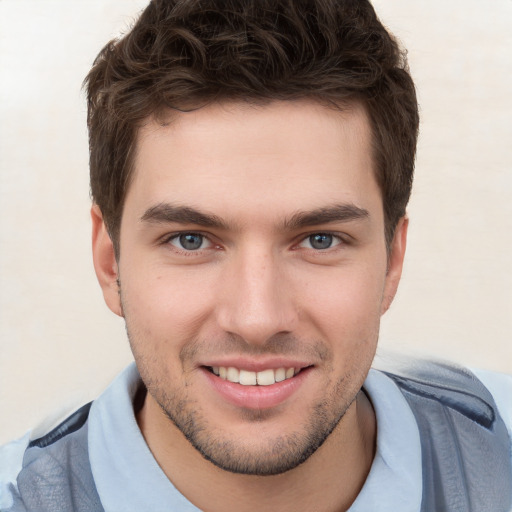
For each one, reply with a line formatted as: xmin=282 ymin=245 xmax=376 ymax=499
xmin=140 ymin=203 xmax=229 ymax=230
xmin=283 ymin=204 xmax=369 ymax=230
xmin=140 ymin=202 xmax=369 ymax=231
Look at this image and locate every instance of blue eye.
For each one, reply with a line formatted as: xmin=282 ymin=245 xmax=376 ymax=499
xmin=170 ymin=233 xmax=208 ymax=251
xmin=309 ymin=234 xmax=333 ymax=250
xmin=299 ymin=233 xmax=341 ymax=250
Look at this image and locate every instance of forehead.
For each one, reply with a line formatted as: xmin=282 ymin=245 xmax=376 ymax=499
xmin=137 ymin=99 xmax=372 ymax=164
xmin=126 ymin=100 xmax=381 ymax=225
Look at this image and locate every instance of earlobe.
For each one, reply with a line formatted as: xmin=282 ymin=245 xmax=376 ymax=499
xmin=381 ymin=216 xmax=408 ymax=315
xmin=91 ymin=205 xmax=123 ymax=317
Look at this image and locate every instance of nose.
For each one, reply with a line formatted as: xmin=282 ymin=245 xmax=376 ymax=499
xmin=216 ymin=246 xmax=298 ymax=346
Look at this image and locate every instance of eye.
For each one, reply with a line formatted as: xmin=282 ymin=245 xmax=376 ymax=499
xmin=168 ymin=233 xmax=212 ymax=251
xmin=299 ymin=233 xmax=342 ymax=250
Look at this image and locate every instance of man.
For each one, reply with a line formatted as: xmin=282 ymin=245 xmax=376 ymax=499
xmin=1 ymin=1 xmax=511 ymax=511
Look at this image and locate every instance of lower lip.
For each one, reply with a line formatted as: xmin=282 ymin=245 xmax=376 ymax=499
xmin=203 ymin=367 xmax=312 ymax=410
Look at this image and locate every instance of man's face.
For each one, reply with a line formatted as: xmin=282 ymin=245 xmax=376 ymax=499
xmin=95 ymin=100 xmax=405 ymax=475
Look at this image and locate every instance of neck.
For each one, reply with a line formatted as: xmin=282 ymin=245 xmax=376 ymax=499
xmin=138 ymin=390 xmax=376 ymax=512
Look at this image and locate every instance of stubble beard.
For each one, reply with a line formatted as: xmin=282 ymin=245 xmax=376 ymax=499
xmin=150 ymin=375 xmax=355 ymax=476
xmin=131 ymin=340 xmax=362 ymax=476
xmin=122 ymin=298 xmax=371 ymax=476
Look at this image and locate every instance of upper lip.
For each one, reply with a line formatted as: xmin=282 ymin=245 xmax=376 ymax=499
xmin=199 ymin=357 xmax=313 ymax=372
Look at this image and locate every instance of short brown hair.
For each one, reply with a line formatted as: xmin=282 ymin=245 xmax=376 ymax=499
xmin=85 ymin=0 xmax=419 ymax=255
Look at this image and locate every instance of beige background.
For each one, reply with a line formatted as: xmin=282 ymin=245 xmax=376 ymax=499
xmin=1 ymin=0 xmax=511 ymax=445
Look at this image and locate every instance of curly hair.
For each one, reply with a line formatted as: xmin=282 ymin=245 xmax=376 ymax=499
xmin=85 ymin=0 xmax=419 ymax=255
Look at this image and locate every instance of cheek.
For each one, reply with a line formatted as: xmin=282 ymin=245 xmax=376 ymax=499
xmin=120 ymin=261 xmax=219 ymax=348
xmin=301 ymin=263 xmax=386 ymax=342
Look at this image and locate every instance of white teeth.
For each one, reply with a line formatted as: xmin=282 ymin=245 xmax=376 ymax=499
xmin=239 ymin=370 xmax=257 ymax=385
xmin=274 ymin=368 xmax=286 ymax=382
xmin=256 ymin=369 xmax=275 ymax=386
xmin=214 ymin=366 xmax=300 ymax=385
xmin=226 ymin=367 xmax=240 ymax=383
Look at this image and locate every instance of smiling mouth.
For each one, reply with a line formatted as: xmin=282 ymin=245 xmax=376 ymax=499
xmin=205 ymin=366 xmax=309 ymax=386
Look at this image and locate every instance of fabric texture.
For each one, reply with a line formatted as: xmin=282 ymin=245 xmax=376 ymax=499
xmin=383 ymin=359 xmax=512 ymax=512
xmin=5 ymin=420 xmax=103 ymax=512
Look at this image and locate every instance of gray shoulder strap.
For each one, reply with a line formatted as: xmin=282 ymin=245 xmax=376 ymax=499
xmin=9 ymin=403 xmax=104 ymax=512
xmin=381 ymin=358 xmax=512 ymax=512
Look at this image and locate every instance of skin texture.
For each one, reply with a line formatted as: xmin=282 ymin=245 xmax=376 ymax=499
xmin=92 ymin=100 xmax=407 ymax=512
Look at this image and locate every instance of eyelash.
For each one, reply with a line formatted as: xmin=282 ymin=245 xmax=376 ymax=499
xmin=163 ymin=232 xmax=217 ymax=254
xmin=162 ymin=231 xmax=349 ymax=255
xmin=296 ymin=232 xmax=346 ymax=251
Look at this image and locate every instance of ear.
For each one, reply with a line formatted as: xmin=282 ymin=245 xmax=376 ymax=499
xmin=381 ymin=216 xmax=408 ymax=315
xmin=91 ymin=205 xmax=123 ymax=317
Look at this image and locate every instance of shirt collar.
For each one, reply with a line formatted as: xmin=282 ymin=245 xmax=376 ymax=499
xmin=88 ymin=363 xmax=201 ymax=512
xmin=349 ymin=369 xmax=422 ymax=511
xmin=88 ymin=364 xmax=422 ymax=512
